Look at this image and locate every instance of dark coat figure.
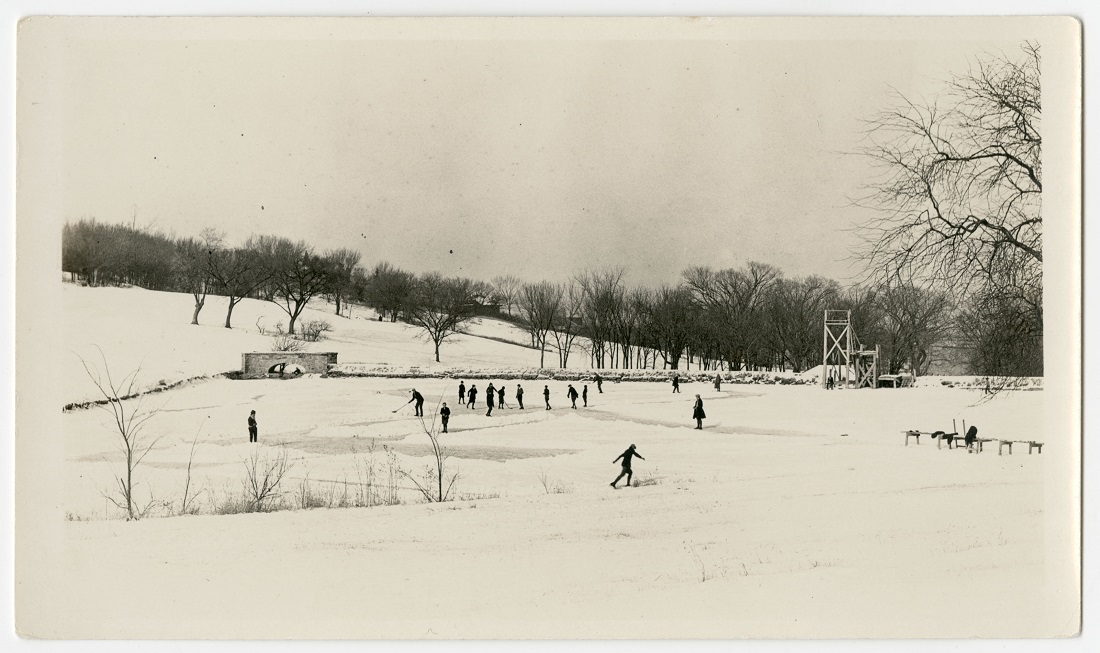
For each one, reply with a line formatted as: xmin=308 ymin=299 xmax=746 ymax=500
xmin=826 ymin=372 xmax=835 ymax=390
xmin=965 ymin=425 xmax=978 ymax=449
xmin=582 ymin=385 xmax=588 ymax=407
xmin=247 ymin=410 xmax=258 ymax=443
xmin=516 ymin=384 xmax=525 ymax=409
xmin=692 ymin=395 xmax=706 ymax=429
xmin=714 ymin=374 xmax=722 ymax=391
xmin=458 ymin=381 xmax=466 ymax=404
xmin=467 ymin=385 xmax=478 ymax=409
xmin=594 ymin=373 xmax=603 ymax=393
xmin=543 ymin=385 xmax=551 ymax=410
xmin=485 ymin=383 xmax=496 ymax=416
xmin=440 ymin=404 xmax=451 ymax=433
xmin=498 ymin=386 xmax=507 ymax=408
xmin=567 ymin=384 xmax=579 ymax=409
xmin=610 ymin=444 xmax=645 ymax=488
xmin=672 ymin=375 xmax=681 ymax=393
xmin=407 ymin=389 xmax=425 ymax=417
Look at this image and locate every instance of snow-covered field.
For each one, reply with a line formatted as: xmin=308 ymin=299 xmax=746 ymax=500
xmin=35 ymin=284 xmax=1074 ymax=638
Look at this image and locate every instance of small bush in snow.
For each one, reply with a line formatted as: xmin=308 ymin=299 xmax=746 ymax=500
xmin=299 ymin=319 xmax=333 ymax=342
xmin=271 ymin=333 xmax=307 ymax=352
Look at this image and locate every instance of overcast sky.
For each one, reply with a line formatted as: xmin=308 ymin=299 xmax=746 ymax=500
xmin=33 ymin=23 xmax=1016 ymax=286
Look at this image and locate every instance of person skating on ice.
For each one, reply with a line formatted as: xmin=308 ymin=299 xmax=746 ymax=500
xmin=247 ymin=410 xmax=258 ymax=443
xmin=458 ymin=381 xmax=466 ymax=405
xmin=582 ymin=384 xmax=588 ymax=407
xmin=543 ymin=385 xmax=551 ymax=410
xmin=692 ymin=394 xmax=706 ymax=429
xmin=406 ymin=389 xmax=425 ymax=417
xmin=440 ymin=402 xmax=451 ymax=433
xmin=610 ymin=444 xmax=645 ymax=488
xmin=516 ymin=384 xmax=525 ymax=409
xmin=485 ymin=382 xmax=496 ymax=416
xmin=672 ymin=374 xmax=681 ymax=393
xmin=567 ymin=384 xmax=579 ymax=409
xmin=498 ymin=385 xmax=508 ymax=409
xmin=467 ymin=384 xmax=478 ymax=409
xmin=594 ymin=373 xmax=603 ymax=393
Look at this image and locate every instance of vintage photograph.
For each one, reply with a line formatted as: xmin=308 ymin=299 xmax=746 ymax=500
xmin=14 ymin=17 xmax=1082 ymax=640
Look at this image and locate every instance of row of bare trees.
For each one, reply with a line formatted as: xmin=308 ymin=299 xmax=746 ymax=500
xmin=510 ymin=263 xmax=953 ymax=375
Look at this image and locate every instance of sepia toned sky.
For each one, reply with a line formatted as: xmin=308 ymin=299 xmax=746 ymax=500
xmin=28 ymin=21 xmax=1021 ymax=286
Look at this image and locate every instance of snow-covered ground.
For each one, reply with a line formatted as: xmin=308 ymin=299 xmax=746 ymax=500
xmin=40 ymin=284 xmax=1073 ymax=638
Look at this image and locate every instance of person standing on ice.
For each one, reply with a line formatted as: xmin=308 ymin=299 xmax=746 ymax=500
xmin=582 ymin=384 xmax=588 ymax=407
xmin=247 ymin=410 xmax=258 ymax=443
xmin=458 ymin=381 xmax=466 ymax=405
xmin=440 ymin=402 xmax=451 ymax=433
xmin=610 ymin=444 xmax=645 ymax=488
xmin=497 ymin=385 xmax=508 ymax=409
xmin=467 ymin=384 xmax=478 ymax=409
xmin=672 ymin=374 xmax=681 ymax=393
xmin=692 ymin=394 xmax=706 ymax=430
xmin=485 ymin=382 xmax=496 ymax=416
xmin=516 ymin=384 xmax=525 ymax=409
xmin=594 ymin=373 xmax=603 ymax=393
xmin=406 ymin=389 xmax=425 ymax=417
xmin=567 ymin=384 xmax=579 ymax=409
xmin=543 ymin=385 xmax=552 ymax=410
xmin=714 ymin=374 xmax=722 ymax=391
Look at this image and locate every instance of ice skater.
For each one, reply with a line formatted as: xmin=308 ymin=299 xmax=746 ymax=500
xmin=406 ymin=389 xmax=425 ymax=417
xmin=440 ymin=402 xmax=451 ymax=433
xmin=610 ymin=444 xmax=644 ymax=489
xmin=567 ymin=384 xmax=579 ymax=409
xmin=247 ymin=409 xmax=258 ymax=443
xmin=714 ymin=374 xmax=722 ymax=391
xmin=672 ymin=374 xmax=681 ymax=393
xmin=516 ymin=383 xmax=525 ymax=409
xmin=458 ymin=381 xmax=466 ymax=404
xmin=692 ymin=394 xmax=706 ymax=429
xmin=594 ymin=373 xmax=603 ymax=393
xmin=467 ymin=384 xmax=478 ymax=409
xmin=544 ymin=385 xmax=551 ymax=410
xmin=498 ymin=385 xmax=508 ymax=409
xmin=582 ymin=384 xmax=588 ymax=407
xmin=485 ymin=382 xmax=496 ymax=416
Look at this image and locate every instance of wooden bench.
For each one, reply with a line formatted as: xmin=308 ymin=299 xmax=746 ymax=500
xmin=998 ymin=440 xmax=1045 ymax=455
xmin=904 ymin=430 xmax=923 ymax=445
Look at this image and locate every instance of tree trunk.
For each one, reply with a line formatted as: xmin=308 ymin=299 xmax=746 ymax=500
xmin=335 ymin=293 xmax=342 ymax=316
xmin=191 ymin=294 xmax=205 ymax=325
xmin=225 ymin=300 xmax=237 ymax=328
xmin=434 ymin=340 xmax=441 ymax=363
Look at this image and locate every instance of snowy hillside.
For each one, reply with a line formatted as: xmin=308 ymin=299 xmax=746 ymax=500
xmin=43 ymin=282 xmax=1070 ymax=638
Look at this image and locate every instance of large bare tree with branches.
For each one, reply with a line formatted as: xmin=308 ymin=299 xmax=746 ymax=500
xmin=857 ymin=42 xmax=1041 ymax=290
xmin=857 ymin=42 xmax=1041 ymax=375
xmin=406 ymin=274 xmax=478 ymax=363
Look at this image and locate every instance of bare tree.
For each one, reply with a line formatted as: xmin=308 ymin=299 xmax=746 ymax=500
xmin=491 ymin=274 xmax=522 ymax=317
xmin=406 ymin=273 xmax=478 ymax=363
xmin=549 ymin=281 xmax=583 ymax=368
xmin=364 ymin=261 xmax=417 ymax=322
xmin=875 ymin=282 xmax=955 ymax=375
xmin=765 ymin=276 xmax=841 ymax=373
xmin=642 ymin=285 xmax=697 ymax=369
xmin=576 ymin=267 xmax=626 ymax=368
xmin=259 ymin=237 xmax=335 ymax=335
xmin=243 ymin=447 xmax=293 ymax=512
xmin=77 ymin=349 xmax=165 ymax=520
xmin=401 ymin=394 xmax=460 ymax=503
xmin=206 ymin=238 xmax=271 ymax=329
xmin=324 ymin=247 xmax=362 ymax=317
xmin=518 ymin=281 xmax=562 ymax=368
xmin=857 ymin=42 xmax=1041 ymax=290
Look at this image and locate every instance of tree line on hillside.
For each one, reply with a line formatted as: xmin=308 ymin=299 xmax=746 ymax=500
xmin=62 ymin=217 xmax=1014 ymax=375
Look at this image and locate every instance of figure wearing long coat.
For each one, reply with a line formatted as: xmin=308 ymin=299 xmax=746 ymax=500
xmin=692 ymin=395 xmax=706 ymax=430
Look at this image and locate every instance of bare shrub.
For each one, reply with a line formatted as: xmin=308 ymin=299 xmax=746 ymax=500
xmin=400 ymin=394 xmax=460 ymax=502
xmin=271 ymin=332 xmax=307 ymax=352
xmin=299 ymin=319 xmax=333 ymax=342
xmin=243 ymin=447 xmax=293 ymax=512
xmin=77 ymin=348 xmax=166 ymax=521
xmin=178 ymin=428 xmax=205 ymax=516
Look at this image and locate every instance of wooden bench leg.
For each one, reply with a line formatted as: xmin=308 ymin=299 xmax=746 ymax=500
xmin=1029 ymin=442 xmax=1043 ymax=454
